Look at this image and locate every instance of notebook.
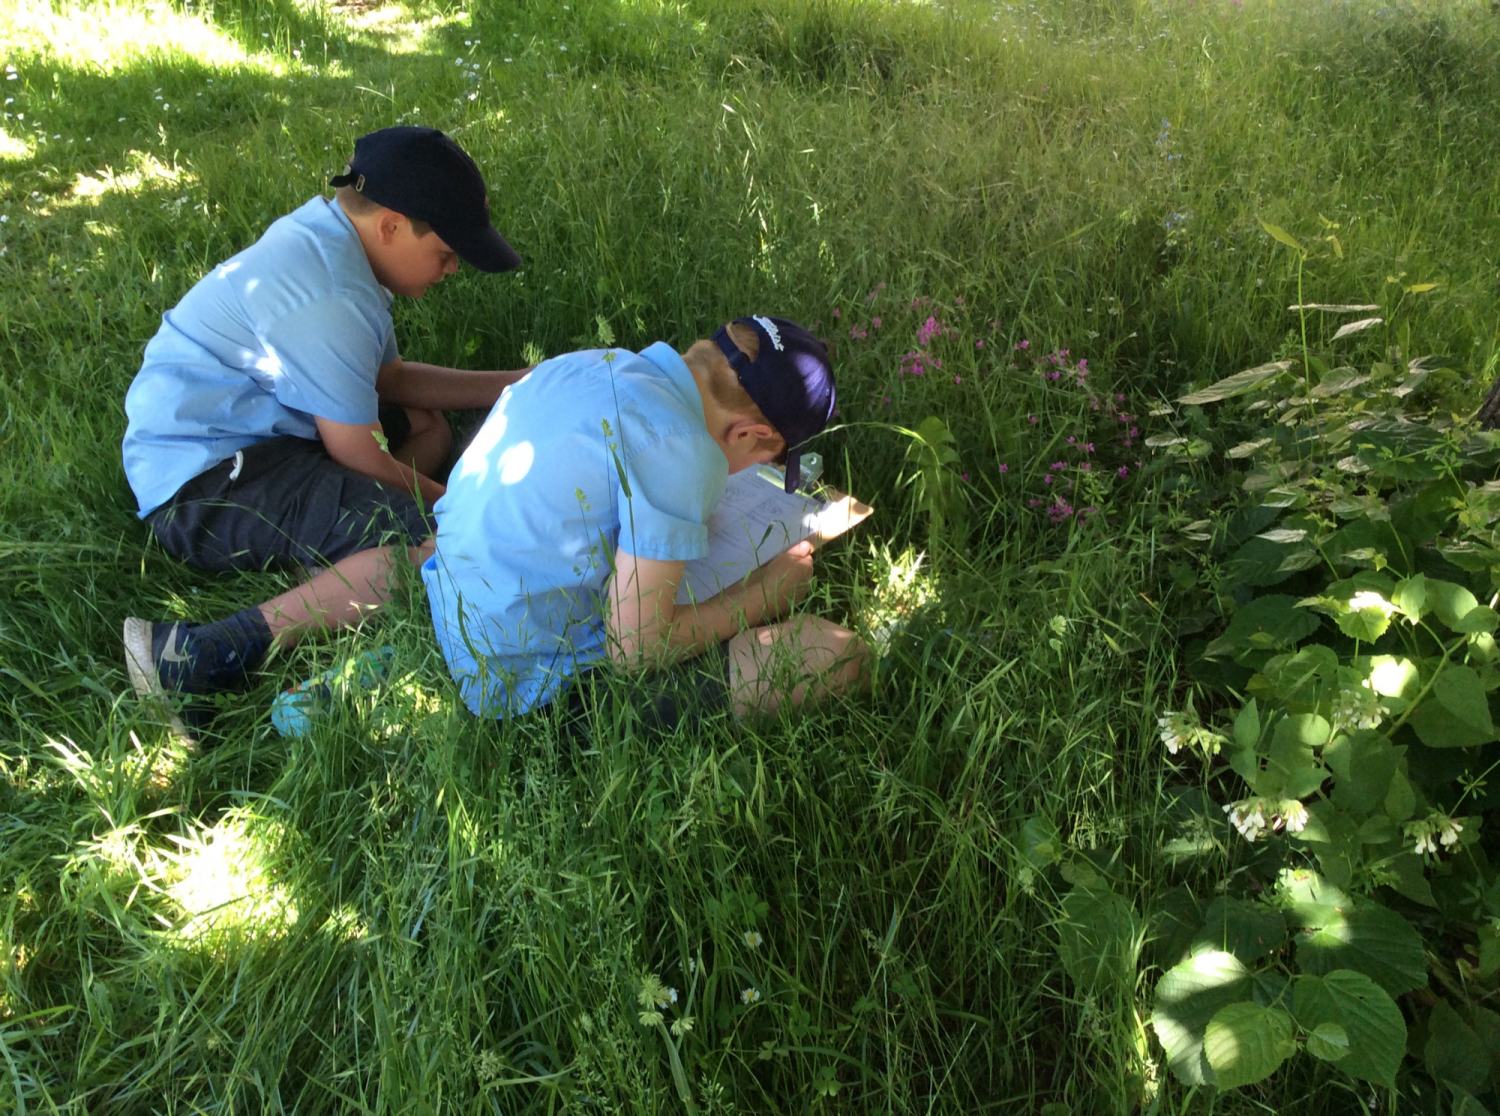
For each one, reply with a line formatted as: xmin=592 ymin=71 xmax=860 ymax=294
xmin=674 ymin=467 xmax=873 ymax=605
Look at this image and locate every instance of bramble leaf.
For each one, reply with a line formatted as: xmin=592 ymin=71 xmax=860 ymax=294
xmin=1151 ymin=951 xmax=1253 ymax=1086
xmin=1292 ymin=971 xmax=1406 ymax=1089
xmin=1204 ymin=1002 xmax=1295 ymax=1088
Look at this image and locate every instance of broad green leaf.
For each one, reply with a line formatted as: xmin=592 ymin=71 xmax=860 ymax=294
xmin=1306 ymin=1021 xmax=1350 ymax=1061
xmin=1385 ymin=769 xmax=1416 ymax=821
xmin=1327 ymin=732 xmax=1400 ymax=813
xmin=1336 ymin=604 xmax=1391 ymax=643
xmin=1021 ymin=816 xmax=1062 ymax=868
xmin=1204 ymin=1002 xmax=1295 ymax=1089
xmin=1408 ymin=665 xmax=1497 ymax=749
xmin=1267 ymin=645 xmax=1338 ymax=703
xmin=1426 ymin=580 xmax=1481 ymax=629
xmin=1292 ymin=971 xmax=1407 ymax=1089
xmin=1233 ymin=699 xmax=1261 ymax=750
xmin=1271 ymin=714 xmax=1331 ymax=757
xmin=1387 ymin=852 xmax=1437 ymax=908
xmin=1151 ymin=951 xmax=1253 ymax=1086
xmin=1294 ymin=905 xmax=1428 ymax=996
xmin=1178 ymin=361 xmax=1295 ymax=406
xmin=1226 ymin=536 xmax=1301 ymax=587
xmin=1205 ymin=595 xmax=1322 ymax=659
xmin=1191 ymin=898 xmax=1288 ymax=964
xmin=1259 ymin=218 xmax=1305 ymax=254
xmin=1392 ymin=574 xmax=1426 ymax=621
xmin=1452 ymin=605 xmax=1499 ymax=635
xmin=1425 ymin=999 xmax=1490 ymax=1094
xmin=1056 ymin=885 xmax=1141 ymax=996
xmin=1276 ymin=869 xmax=1350 ymax=927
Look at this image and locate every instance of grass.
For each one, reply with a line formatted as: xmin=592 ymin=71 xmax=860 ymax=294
xmin=1 ymin=0 xmax=1498 ymax=1111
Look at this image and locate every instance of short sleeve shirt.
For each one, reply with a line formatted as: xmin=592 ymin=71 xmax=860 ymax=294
xmin=421 ymin=343 xmax=727 ymax=717
xmin=121 ymin=197 xmax=398 ymax=516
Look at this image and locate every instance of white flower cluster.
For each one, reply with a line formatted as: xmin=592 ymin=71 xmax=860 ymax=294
xmin=1406 ymin=814 xmax=1464 ymax=856
xmin=1158 ymin=709 xmax=1225 ymax=757
xmin=1332 ymin=684 xmax=1383 ymax=731
xmin=1223 ymin=797 xmax=1309 ymax=842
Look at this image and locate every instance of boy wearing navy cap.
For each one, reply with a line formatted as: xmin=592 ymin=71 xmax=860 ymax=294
xmin=124 ymin=316 xmax=870 ymax=730
xmin=423 ymin=314 xmax=870 ymax=724
xmin=122 ymin=126 xmax=527 ymax=575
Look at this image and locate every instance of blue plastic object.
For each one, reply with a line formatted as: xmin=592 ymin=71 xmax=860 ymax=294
xmin=271 ymin=646 xmax=395 ymax=738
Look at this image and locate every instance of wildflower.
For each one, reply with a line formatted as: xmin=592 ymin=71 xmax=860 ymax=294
xmin=1157 ymin=711 xmax=1191 ymax=754
xmin=671 ymin=1015 xmax=695 ymax=1037
xmin=1441 ymin=818 xmax=1463 ymax=846
xmin=1280 ymin=800 xmax=1309 ymax=833
xmin=975 ymin=339 xmax=983 ymax=348
xmin=998 ymin=463 xmax=1008 ymax=473
xmin=743 ymin=929 xmax=763 ymax=948
xmin=953 ymin=375 xmax=962 ymax=384
xmin=1050 ymin=461 xmax=1067 ymax=470
xmin=1079 ymin=462 xmax=1091 ymax=472
xmin=666 ymin=987 xmax=679 ymax=1004
xmin=1083 ymin=443 xmax=1094 ymax=453
xmin=1043 ymin=476 xmax=1053 ymax=485
xmin=832 ymin=308 xmax=841 ymax=318
xmin=872 ymin=317 xmax=882 ymax=328
xmin=1066 ymin=437 xmax=1075 ymax=445
xmin=961 ymin=472 xmax=969 ymax=481
xmin=1333 ymin=685 xmax=1382 ymax=731
xmin=1118 ymin=466 xmax=1129 ymax=478
xmin=1028 ymin=415 xmax=1038 ymax=424
xmin=741 ymin=987 xmax=761 ymax=1004
xmin=1224 ymin=798 xmax=1269 ymax=842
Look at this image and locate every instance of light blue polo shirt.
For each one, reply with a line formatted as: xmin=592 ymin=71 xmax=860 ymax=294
xmin=121 ymin=196 xmax=398 ymax=516
xmin=422 ymin=343 xmax=727 ymax=718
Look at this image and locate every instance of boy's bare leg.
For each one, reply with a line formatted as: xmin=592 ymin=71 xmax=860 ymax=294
xmin=726 ymin=616 xmax=871 ymax=718
xmin=258 ymin=537 xmax=436 ymax=648
xmin=396 ymin=407 xmax=452 ymax=479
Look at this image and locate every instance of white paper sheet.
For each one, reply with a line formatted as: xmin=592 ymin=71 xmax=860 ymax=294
xmin=675 ymin=469 xmax=825 ymax=604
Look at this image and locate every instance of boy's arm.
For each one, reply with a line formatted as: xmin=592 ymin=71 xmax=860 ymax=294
xmin=316 ymin=415 xmax=446 ymax=507
xmin=376 ymin=358 xmax=535 ymax=411
xmin=605 ymin=542 xmax=814 ymax=669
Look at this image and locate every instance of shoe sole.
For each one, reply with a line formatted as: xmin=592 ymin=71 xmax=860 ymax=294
xmin=123 ymin=617 xmax=197 ymax=748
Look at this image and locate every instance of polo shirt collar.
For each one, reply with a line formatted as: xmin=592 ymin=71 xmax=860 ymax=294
xmin=324 ymin=196 xmax=394 ymax=305
xmin=638 ymin=341 xmax=699 ymax=411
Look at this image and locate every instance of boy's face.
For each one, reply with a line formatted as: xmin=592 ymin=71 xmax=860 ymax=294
xmin=370 ymin=216 xmax=460 ymax=297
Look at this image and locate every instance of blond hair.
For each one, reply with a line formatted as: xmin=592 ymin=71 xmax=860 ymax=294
xmin=684 ymin=322 xmax=786 ymax=459
xmin=334 ymin=185 xmax=432 ymax=236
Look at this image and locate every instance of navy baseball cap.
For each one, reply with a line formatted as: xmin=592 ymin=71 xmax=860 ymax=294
xmin=330 ymin=126 xmax=521 ymax=273
xmin=713 ymin=315 xmax=836 ymax=493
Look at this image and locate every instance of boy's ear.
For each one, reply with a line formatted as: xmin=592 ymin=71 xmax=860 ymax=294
xmin=374 ymin=207 xmax=406 ymax=244
xmin=727 ymin=416 xmax=776 ymax=445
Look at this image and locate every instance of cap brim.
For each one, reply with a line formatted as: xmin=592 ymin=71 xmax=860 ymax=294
xmin=783 ymin=450 xmax=802 ymax=494
xmin=442 ymin=223 xmax=522 ymax=273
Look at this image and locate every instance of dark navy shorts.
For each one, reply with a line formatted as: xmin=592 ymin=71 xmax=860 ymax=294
xmin=145 ymin=404 xmax=432 ymax=573
xmin=561 ymin=641 xmax=734 ymax=736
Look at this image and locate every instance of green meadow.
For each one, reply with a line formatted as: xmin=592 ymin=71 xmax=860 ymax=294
xmin=2 ymin=0 xmax=1498 ymax=1111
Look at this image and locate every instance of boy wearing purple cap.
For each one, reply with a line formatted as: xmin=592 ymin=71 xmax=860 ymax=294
xmin=124 ymin=318 xmax=869 ymax=732
xmin=122 ymin=126 xmax=527 ymax=575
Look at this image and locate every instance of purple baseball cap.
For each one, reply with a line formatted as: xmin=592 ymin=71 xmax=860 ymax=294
xmin=713 ymin=315 xmax=836 ymax=493
xmin=330 ymin=126 xmax=521 ymax=273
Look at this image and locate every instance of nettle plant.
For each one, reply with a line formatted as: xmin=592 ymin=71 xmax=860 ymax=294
xmin=1137 ymin=301 xmax=1500 ymax=1100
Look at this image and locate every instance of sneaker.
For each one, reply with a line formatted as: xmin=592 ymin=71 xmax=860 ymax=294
xmin=122 ymin=617 xmax=250 ymax=739
xmin=271 ymin=646 xmax=395 ymax=738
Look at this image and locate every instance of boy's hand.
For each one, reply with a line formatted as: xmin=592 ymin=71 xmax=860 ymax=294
xmin=749 ymin=539 xmax=815 ymax=620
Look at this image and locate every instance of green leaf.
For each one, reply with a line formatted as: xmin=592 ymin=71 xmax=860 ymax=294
xmin=1276 ymin=868 xmax=1350 ymax=927
xmin=1384 ymin=769 xmax=1416 ymax=821
xmin=1328 ymin=732 xmax=1400 ymax=813
xmin=1426 ymin=580 xmax=1481 ymax=630
xmin=1204 ymin=1002 xmax=1295 ymax=1089
xmin=1267 ymin=645 xmax=1338 ymax=703
xmin=1306 ymin=1021 xmax=1350 ymax=1062
xmin=1233 ymin=699 xmax=1261 ymax=750
xmin=1336 ymin=604 xmax=1391 ymax=643
xmin=1392 ymin=575 xmax=1427 ymax=622
xmin=1452 ymin=606 xmax=1499 ymax=635
xmin=1191 ymin=898 xmax=1288 ymax=964
xmin=1151 ymin=951 xmax=1254 ymax=1086
xmin=1294 ymin=904 xmax=1428 ymax=997
xmin=1292 ymin=971 xmax=1407 ymax=1089
xmin=1387 ymin=852 xmax=1437 ymax=908
xmin=1259 ymin=218 xmax=1305 ymax=255
xmin=1056 ymin=885 xmax=1141 ymax=995
xmin=1178 ymin=361 xmax=1294 ymax=406
xmin=1205 ymin=595 xmax=1322 ymax=659
xmin=1408 ymin=665 xmax=1497 ymax=748
xmin=1020 ymin=816 xmax=1062 ymax=868
xmin=1425 ymin=999 xmax=1490 ymax=1094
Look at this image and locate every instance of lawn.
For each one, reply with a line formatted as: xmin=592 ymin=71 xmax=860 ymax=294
xmin=1 ymin=0 xmax=1498 ymax=1111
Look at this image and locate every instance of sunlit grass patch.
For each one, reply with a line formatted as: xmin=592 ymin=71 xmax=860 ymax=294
xmin=165 ymin=810 xmax=298 ymax=943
